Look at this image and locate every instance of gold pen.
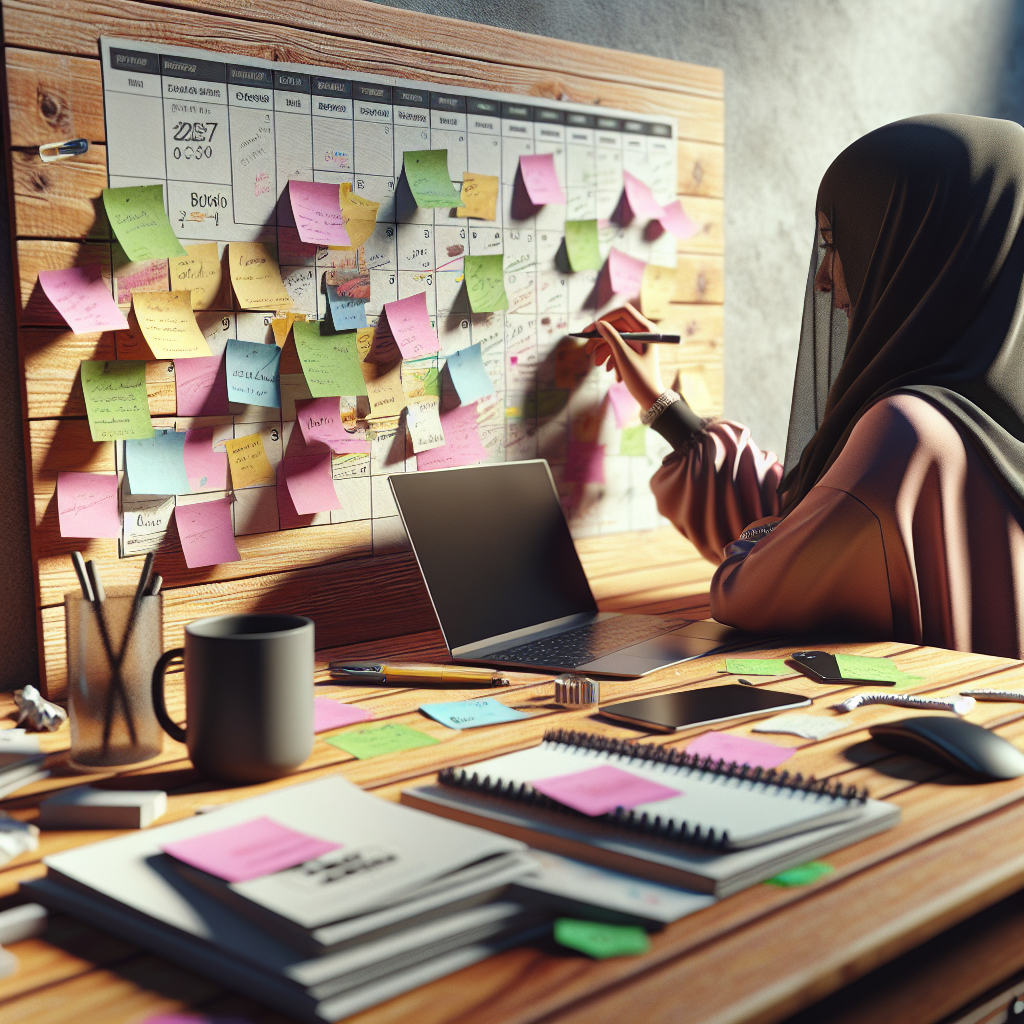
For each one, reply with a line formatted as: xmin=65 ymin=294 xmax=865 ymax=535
xmin=328 ymin=661 xmax=511 ymax=687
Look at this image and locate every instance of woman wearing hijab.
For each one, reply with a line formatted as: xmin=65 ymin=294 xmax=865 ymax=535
xmin=590 ymin=113 xmax=1024 ymax=658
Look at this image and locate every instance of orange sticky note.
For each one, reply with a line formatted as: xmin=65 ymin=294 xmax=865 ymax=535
xmin=224 ymin=433 xmax=275 ymax=488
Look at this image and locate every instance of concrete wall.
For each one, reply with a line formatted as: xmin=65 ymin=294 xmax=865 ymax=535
xmin=373 ymin=0 xmax=1024 ymax=457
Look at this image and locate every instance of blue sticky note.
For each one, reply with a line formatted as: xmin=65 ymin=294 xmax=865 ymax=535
xmin=327 ymin=288 xmax=369 ymax=331
xmin=125 ymin=429 xmax=189 ymax=495
xmin=445 ymin=342 xmax=494 ymax=404
xmin=419 ymin=697 xmax=530 ymax=730
xmin=226 ymin=338 xmax=281 ymax=408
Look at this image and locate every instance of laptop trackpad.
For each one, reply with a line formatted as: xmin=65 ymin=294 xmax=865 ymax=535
xmin=582 ymin=634 xmax=724 ymax=677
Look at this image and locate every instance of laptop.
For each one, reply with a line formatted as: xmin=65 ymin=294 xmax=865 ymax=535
xmin=389 ymin=460 xmax=742 ymax=678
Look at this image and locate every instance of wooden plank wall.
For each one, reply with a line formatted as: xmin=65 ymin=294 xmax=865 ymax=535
xmin=1 ymin=0 xmax=725 ymax=699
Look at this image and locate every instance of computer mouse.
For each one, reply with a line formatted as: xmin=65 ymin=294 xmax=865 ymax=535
xmin=869 ymin=716 xmax=1024 ymax=780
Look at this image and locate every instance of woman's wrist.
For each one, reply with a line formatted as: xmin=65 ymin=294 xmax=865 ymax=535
xmin=641 ymin=389 xmax=682 ymax=426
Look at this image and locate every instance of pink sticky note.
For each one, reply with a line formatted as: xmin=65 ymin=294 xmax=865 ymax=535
xmin=174 ymin=497 xmax=240 ymax=568
xmin=175 ymin=355 xmax=230 ymax=416
xmin=183 ymin=427 xmax=228 ymax=493
xmin=57 ymin=472 xmax=120 ymax=539
xmin=607 ymin=381 xmax=639 ymax=428
xmin=622 ymin=171 xmax=664 ymax=221
xmin=288 ymin=180 xmax=351 ymax=246
xmin=37 ymin=265 xmax=129 ymax=334
xmin=607 ymin=247 xmax=646 ymax=300
xmin=564 ymin=440 xmax=605 ymax=484
xmin=518 ymin=153 xmax=566 ymax=206
xmin=295 ymin=396 xmax=372 ymax=454
xmin=380 ymin=292 xmax=439 ymax=359
xmin=283 ymin=454 xmax=341 ymax=515
xmin=163 ymin=816 xmax=341 ymax=883
xmin=659 ymin=199 xmax=700 ymax=241
xmin=314 ymin=697 xmax=373 ymax=733
xmin=416 ymin=402 xmax=488 ymax=471
xmin=685 ymin=731 xmax=795 ymax=769
xmin=532 ymin=765 xmax=680 ymax=817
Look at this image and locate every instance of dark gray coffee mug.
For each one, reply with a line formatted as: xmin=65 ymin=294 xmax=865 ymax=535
xmin=152 ymin=613 xmax=314 ymax=783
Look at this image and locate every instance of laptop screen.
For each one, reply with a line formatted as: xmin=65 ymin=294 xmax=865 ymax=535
xmin=390 ymin=461 xmax=598 ymax=650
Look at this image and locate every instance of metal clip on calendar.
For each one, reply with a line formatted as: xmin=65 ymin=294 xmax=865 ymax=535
xmin=38 ymin=138 xmax=89 ymax=163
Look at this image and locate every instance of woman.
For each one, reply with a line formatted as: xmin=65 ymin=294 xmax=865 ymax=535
xmin=590 ymin=114 xmax=1024 ymax=658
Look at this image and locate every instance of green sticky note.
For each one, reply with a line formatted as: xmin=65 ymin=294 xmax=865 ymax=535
xmin=619 ymin=423 xmax=646 ymax=457
xmin=464 ymin=254 xmax=509 ymax=312
xmin=834 ymin=654 xmax=921 ymax=685
xmin=80 ymin=360 xmax=154 ymax=442
xmin=102 ymin=185 xmax=186 ymax=261
xmin=553 ymin=918 xmax=651 ymax=959
xmin=293 ymin=320 xmax=368 ymax=398
xmin=564 ymin=219 xmax=602 ymax=271
xmin=403 ymin=150 xmax=465 ymax=209
xmin=324 ymin=722 xmax=440 ymax=760
xmin=724 ymin=658 xmax=791 ymax=676
xmin=765 ymin=861 xmax=834 ymax=887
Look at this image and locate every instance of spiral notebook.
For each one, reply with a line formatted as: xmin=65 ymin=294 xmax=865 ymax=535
xmin=402 ymin=729 xmax=901 ymax=896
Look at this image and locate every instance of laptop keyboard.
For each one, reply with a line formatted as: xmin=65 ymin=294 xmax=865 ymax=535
xmin=486 ymin=615 xmax=678 ymax=668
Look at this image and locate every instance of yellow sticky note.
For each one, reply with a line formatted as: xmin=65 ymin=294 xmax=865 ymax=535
xmin=361 ymin=359 xmax=406 ymax=419
xmin=169 ymin=242 xmax=223 ymax=310
xmin=338 ymin=183 xmax=380 ymax=250
xmin=457 ymin=172 xmax=499 ymax=221
xmin=132 ymin=290 xmax=212 ymax=358
xmin=356 ymin=326 xmax=375 ymax=360
xmin=224 ymin=433 xmax=276 ymax=488
xmin=228 ymin=242 xmax=294 ymax=312
xmin=640 ymin=263 xmax=677 ymax=321
xmin=271 ymin=311 xmax=306 ymax=347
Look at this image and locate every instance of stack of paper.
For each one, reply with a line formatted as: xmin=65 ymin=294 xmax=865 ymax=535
xmin=0 ymin=732 xmax=49 ymax=800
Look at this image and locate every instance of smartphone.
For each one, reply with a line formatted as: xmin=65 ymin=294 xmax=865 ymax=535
xmin=789 ymin=650 xmax=899 ymax=686
xmin=600 ymin=684 xmax=811 ymax=733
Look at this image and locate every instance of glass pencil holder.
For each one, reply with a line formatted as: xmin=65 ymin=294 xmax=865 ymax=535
xmin=65 ymin=588 xmax=164 ymax=770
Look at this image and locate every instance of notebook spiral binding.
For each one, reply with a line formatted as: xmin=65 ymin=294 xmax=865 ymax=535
xmin=436 ymin=728 xmax=868 ymax=852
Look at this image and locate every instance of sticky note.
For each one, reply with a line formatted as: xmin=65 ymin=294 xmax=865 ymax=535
xmin=168 ymin=242 xmax=223 ymax=310
xmin=183 ymin=427 xmax=228 ymax=493
xmin=753 ymin=713 xmax=846 ymax=741
xmin=607 ymin=247 xmax=646 ymax=300
xmin=619 ymin=423 xmax=646 ymax=457
xmin=622 ymin=171 xmax=664 ymax=221
xmin=174 ymin=497 xmax=239 ymax=568
xmin=457 ymin=171 xmax=499 ymax=220
xmin=271 ymin=311 xmax=306 ymax=347
xmin=175 ymin=354 xmax=230 ymax=416
xmin=283 ymin=454 xmax=341 ymax=514
xmin=724 ymin=659 xmax=791 ymax=676
xmin=403 ymin=360 xmax=441 ymax=399
xmin=362 ymin=359 xmax=407 ymax=419
xmin=685 ymin=731 xmax=795 ymax=769
xmin=564 ymin=439 xmax=605 ymax=484
xmin=38 ymin=265 xmax=128 ymax=334
xmin=314 ymin=698 xmax=373 ymax=733
xmin=607 ymin=381 xmax=639 ymax=428
xmin=564 ymin=219 xmax=602 ymax=272
xmin=403 ymin=150 xmax=464 ymax=208
xmin=327 ymin=288 xmax=369 ymax=331
xmin=126 ymin=430 xmax=190 ymax=495
xmin=834 ymin=654 xmax=922 ymax=685
xmin=328 ymin=261 xmax=371 ymax=301
xmin=324 ymin=722 xmax=440 ymax=760
xmin=57 ymin=472 xmax=120 ymax=539
xmin=102 ymin=184 xmax=186 ymax=261
xmin=81 ymin=360 xmax=153 ymax=442
xmin=224 ymin=434 xmax=275 ymax=488
xmin=288 ymin=180 xmax=351 ymax=246
xmin=339 ymin=183 xmax=380 ymax=249
xmin=112 ymin=247 xmax=169 ymax=307
xmin=406 ymin=399 xmax=445 ymax=453
xmin=225 ymin=338 xmax=281 ymax=408
xmin=295 ymin=397 xmax=371 ymax=453
xmin=446 ymin=343 xmax=495 ymax=404
xmin=163 ymin=816 xmax=341 ymax=883
xmin=420 ymin=698 xmax=530 ymax=730
xmin=554 ymin=918 xmax=651 ymax=960
xmin=659 ymin=199 xmax=700 ymax=241
xmin=132 ymin=290 xmax=213 ymax=359
xmin=518 ymin=153 xmax=566 ymax=205
xmin=640 ymin=263 xmax=676 ymax=321
xmin=463 ymin=254 xmax=508 ymax=313
xmin=765 ymin=861 xmax=834 ymax=887
xmin=531 ymin=765 xmax=679 ymax=817
xmin=416 ymin=403 xmax=488 ymax=470
xmin=292 ymin=321 xmax=367 ymax=398
xmin=227 ymin=241 xmax=293 ymax=311
xmin=380 ymin=293 xmax=440 ymax=359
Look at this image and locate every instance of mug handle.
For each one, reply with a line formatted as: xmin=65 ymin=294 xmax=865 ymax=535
xmin=152 ymin=648 xmax=187 ymax=743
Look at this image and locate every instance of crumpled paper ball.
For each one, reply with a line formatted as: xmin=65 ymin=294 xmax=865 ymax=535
xmin=0 ymin=813 xmax=39 ymax=868
xmin=12 ymin=685 xmax=66 ymax=732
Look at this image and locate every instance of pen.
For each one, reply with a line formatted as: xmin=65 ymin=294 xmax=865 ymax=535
xmin=329 ymin=661 xmax=511 ymax=687
xmin=569 ymin=331 xmax=680 ymax=344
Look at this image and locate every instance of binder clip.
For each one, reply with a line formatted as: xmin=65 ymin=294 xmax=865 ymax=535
xmin=553 ymin=674 xmax=600 ymax=708
xmin=38 ymin=138 xmax=89 ymax=163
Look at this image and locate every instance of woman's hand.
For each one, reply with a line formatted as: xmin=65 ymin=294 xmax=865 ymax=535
xmin=585 ymin=318 xmax=665 ymax=411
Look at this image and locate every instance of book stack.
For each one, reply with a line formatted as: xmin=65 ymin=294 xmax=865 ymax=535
xmin=0 ymin=732 xmax=48 ymax=802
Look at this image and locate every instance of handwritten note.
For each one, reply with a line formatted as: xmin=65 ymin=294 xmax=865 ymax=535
xmin=324 ymin=722 xmax=440 ymax=759
xmin=339 ymin=184 xmax=380 ymax=248
xmin=125 ymin=430 xmax=190 ymax=496
xmin=326 ymin=287 xmax=369 ymax=331
xmin=518 ymin=153 xmax=566 ymax=205
xmin=174 ymin=354 xmax=230 ymax=416
xmin=57 ymin=472 xmax=120 ymax=539
xmin=753 ymin=713 xmax=846 ymax=740
xmin=457 ymin=171 xmax=499 ymax=220
xmin=446 ymin=343 xmax=495 ymax=404
xmin=283 ymin=455 xmax=341 ymax=514
xmin=295 ymin=397 xmax=371 ymax=453
xmin=225 ymin=338 xmax=281 ymax=408
xmin=416 ymin=403 xmax=488 ymax=470
xmin=402 ymin=360 xmax=441 ymax=401
xmin=658 ymin=199 xmax=700 ymax=241
xmin=403 ymin=150 xmax=464 ymax=209
xmin=564 ymin=220 xmax=602 ymax=271
xmin=183 ymin=427 xmax=228 ymax=493
xmin=292 ymin=320 xmax=367 ymax=398
xmin=80 ymin=360 xmax=153 ymax=442
xmin=640 ymin=263 xmax=676 ymax=321
xmin=463 ymin=254 xmax=508 ymax=313
xmin=163 ymin=816 xmax=340 ymax=883
xmin=378 ymin=292 xmax=440 ymax=360
xmin=102 ymin=184 xmax=186 ymax=261
xmin=132 ymin=291 xmax=212 ymax=358
xmin=174 ymin=497 xmax=239 ymax=568
xmin=607 ymin=381 xmax=639 ymax=428
xmin=607 ymin=248 xmax=646 ymax=300
xmin=564 ymin=439 xmax=605 ymax=484
xmin=38 ymin=266 xmax=128 ymax=334
xmin=406 ymin=398 xmax=445 ymax=453
xmin=112 ymin=247 xmax=168 ymax=306
xmin=314 ymin=697 xmax=373 ymax=733
xmin=224 ymin=433 xmax=275 ymax=488
xmin=361 ymin=358 xmax=406 ymax=419
xmin=685 ymin=731 xmax=795 ymax=769
xmin=834 ymin=654 xmax=922 ymax=685
xmin=554 ymin=918 xmax=650 ymax=959
xmin=168 ymin=242 xmax=223 ymax=310
xmin=228 ymin=241 xmax=293 ymax=311
xmin=287 ymin=179 xmax=351 ymax=246
xmin=532 ymin=765 xmax=679 ymax=817
xmin=622 ymin=170 xmax=664 ymax=221
xmin=723 ymin=659 xmax=791 ymax=676
xmin=419 ymin=698 xmax=530 ymax=730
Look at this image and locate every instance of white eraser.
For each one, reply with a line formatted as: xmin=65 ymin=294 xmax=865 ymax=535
xmin=0 ymin=903 xmax=47 ymax=945
xmin=38 ymin=788 xmax=167 ymax=829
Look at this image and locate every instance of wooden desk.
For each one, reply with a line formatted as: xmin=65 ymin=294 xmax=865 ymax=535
xmin=0 ymin=529 xmax=1022 ymax=1024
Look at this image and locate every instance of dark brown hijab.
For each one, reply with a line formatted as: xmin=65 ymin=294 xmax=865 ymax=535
xmin=780 ymin=114 xmax=1024 ymax=513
